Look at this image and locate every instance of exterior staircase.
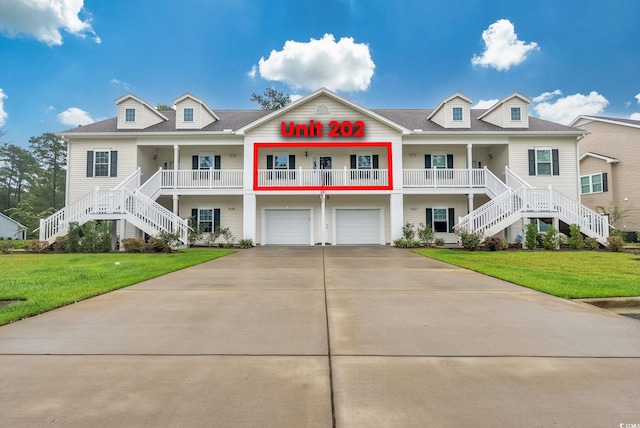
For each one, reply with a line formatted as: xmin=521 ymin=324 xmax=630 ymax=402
xmin=455 ymin=168 xmax=610 ymax=245
xmin=39 ymin=169 xmax=188 ymax=245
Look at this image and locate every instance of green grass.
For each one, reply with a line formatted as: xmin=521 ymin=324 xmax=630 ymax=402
xmin=0 ymin=249 xmax=234 ymax=326
xmin=413 ymin=249 xmax=640 ymax=299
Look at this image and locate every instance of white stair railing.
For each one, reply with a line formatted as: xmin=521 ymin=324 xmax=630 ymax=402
xmin=505 ymin=167 xmax=532 ymax=190
xmin=483 ymin=168 xmax=509 ymax=198
xmin=138 ymin=168 xmax=163 ymax=200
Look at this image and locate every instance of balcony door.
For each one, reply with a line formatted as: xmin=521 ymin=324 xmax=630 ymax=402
xmin=313 ymin=155 xmax=332 ymax=185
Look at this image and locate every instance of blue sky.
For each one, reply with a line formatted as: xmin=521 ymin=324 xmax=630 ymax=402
xmin=0 ymin=0 xmax=639 ymax=147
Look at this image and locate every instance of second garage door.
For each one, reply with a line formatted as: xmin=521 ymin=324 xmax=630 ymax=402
xmin=264 ymin=209 xmax=311 ymax=245
xmin=335 ymin=209 xmax=383 ymax=245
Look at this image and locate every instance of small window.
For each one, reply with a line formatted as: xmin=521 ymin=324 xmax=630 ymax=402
xmin=536 ymin=149 xmax=552 ymax=175
xmin=537 ymin=219 xmax=550 ymax=233
xmin=511 ymin=107 xmax=521 ymax=121
xmin=184 ymin=108 xmax=194 ymax=122
xmin=125 ymin=108 xmax=136 ymax=122
xmin=274 ymin=153 xmax=289 ymax=169
xmin=198 ymin=209 xmax=213 ymax=233
xmin=94 ymin=150 xmax=110 ymax=177
xmin=581 ymin=173 xmax=604 ymax=194
xmin=199 ymin=155 xmax=213 ymax=169
xmin=452 ymin=107 xmax=463 ymax=121
xmin=357 ymin=153 xmax=372 ymax=170
xmin=433 ymin=208 xmax=449 ymax=233
xmin=432 ymin=154 xmax=447 ymax=169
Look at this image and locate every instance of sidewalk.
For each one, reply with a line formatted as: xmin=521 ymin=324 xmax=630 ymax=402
xmin=1 ymin=246 xmax=639 ymax=427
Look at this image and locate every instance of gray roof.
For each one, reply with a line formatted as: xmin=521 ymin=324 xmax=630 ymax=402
xmin=580 ymin=115 xmax=640 ymax=127
xmin=61 ymin=107 xmax=580 ymax=135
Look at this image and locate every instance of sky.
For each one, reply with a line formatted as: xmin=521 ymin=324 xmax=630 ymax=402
xmin=0 ymin=0 xmax=639 ymax=147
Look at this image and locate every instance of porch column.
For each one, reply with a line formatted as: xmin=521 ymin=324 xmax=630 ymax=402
xmin=119 ymin=219 xmax=126 ymax=252
xmin=172 ymin=194 xmax=179 ymax=216
xmin=390 ymin=192 xmax=404 ymax=244
xmin=173 ymin=144 xmax=179 ymax=188
xmin=243 ymin=193 xmax=256 ymax=243
xmin=468 ymin=194 xmax=474 ymax=215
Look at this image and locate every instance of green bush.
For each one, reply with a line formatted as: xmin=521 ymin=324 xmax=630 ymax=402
xmin=52 ymin=236 xmax=69 ymax=253
xmin=568 ymin=224 xmax=584 ymax=250
xmin=457 ymin=230 xmax=483 ymax=251
xmin=239 ymin=239 xmax=253 ymax=249
xmin=434 ymin=237 xmax=445 ymax=246
xmin=393 ymin=238 xmax=421 ymax=248
xmin=121 ymin=238 xmax=146 ymax=253
xmin=24 ymin=240 xmax=50 ymax=253
xmin=66 ymin=221 xmax=81 ymax=253
xmin=524 ymin=223 xmax=538 ymax=250
xmin=609 ymin=228 xmax=627 ymax=241
xmin=416 ymin=223 xmax=435 ymax=246
xmin=402 ymin=222 xmax=416 ymax=241
xmin=606 ymin=235 xmax=625 ymax=252
xmin=584 ymin=237 xmax=600 ymax=250
xmin=218 ymin=226 xmax=235 ymax=248
xmin=484 ymin=235 xmax=507 ymax=251
xmin=0 ymin=241 xmax=14 ymax=254
xmin=77 ymin=221 xmax=111 ymax=253
xmin=542 ymin=225 xmax=559 ymax=250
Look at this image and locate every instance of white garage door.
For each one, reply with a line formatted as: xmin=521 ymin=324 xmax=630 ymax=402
xmin=264 ymin=209 xmax=311 ymax=245
xmin=335 ymin=209 xmax=382 ymax=245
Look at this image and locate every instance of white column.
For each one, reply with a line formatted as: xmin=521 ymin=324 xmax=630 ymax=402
xmin=243 ymin=193 xmax=256 ymax=242
xmin=119 ymin=219 xmax=126 ymax=252
xmin=468 ymin=193 xmax=474 ymax=215
xmin=321 ymin=193 xmax=326 ymax=246
xmin=173 ymin=144 xmax=179 ymax=188
xmin=390 ymin=192 xmax=404 ymax=243
xmin=172 ymin=194 xmax=179 ymax=216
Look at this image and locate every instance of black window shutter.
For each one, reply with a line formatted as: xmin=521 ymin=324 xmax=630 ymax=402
xmin=266 ymin=155 xmax=273 ymax=169
xmin=446 ymin=154 xmax=454 ymax=169
xmin=289 ymin=154 xmax=295 ymax=169
xmin=350 ymin=155 xmax=356 ymax=169
xmin=192 ymin=155 xmax=198 ymax=169
xmin=214 ymin=155 xmax=221 ymax=170
xmin=213 ymin=208 xmax=221 ymax=230
xmin=425 ymin=154 xmax=431 ymax=169
xmin=191 ymin=208 xmax=198 ymax=220
xmin=110 ymin=151 xmax=118 ymax=177
xmin=426 ymin=208 xmax=433 ymax=228
xmin=372 ymin=155 xmax=379 ymax=169
xmin=602 ymin=172 xmax=608 ymax=192
xmin=528 ymin=150 xmax=536 ymax=175
xmin=552 ymin=149 xmax=560 ymax=175
xmin=448 ymin=208 xmax=455 ymax=233
xmin=86 ymin=151 xmax=93 ymax=177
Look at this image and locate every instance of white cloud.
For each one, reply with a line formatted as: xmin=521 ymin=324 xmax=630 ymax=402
xmin=0 ymin=0 xmax=100 ymax=46
xmin=471 ymin=99 xmax=499 ymax=109
xmin=532 ymin=91 xmax=609 ymax=125
xmin=631 ymin=113 xmax=640 ymax=120
xmin=471 ymin=19 xmax=539 ymax=71
xmin=110 ymin=78 xmax=130 ymax=91
xmin=0 ymin=88 xmax=7 ymax=127
xmin=635 ymin=93 xmax=640 ymax=104
xmin=57 ymin=107 xmax=93 ymax=127
xmin=247 ymin=65 xmax=257 ymax=79
xmin=256 ymin=33 xmax=375 ymax=92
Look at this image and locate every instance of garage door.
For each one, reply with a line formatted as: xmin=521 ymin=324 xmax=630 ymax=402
xmin=264 ymin=209 xmax=311 ymax=245
xmin=335 ymin=209 xmax=382 ymax=245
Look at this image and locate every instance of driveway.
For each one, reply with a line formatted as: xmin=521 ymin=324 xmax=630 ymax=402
xmin=1 ymin=246 xmax=639 ymax=427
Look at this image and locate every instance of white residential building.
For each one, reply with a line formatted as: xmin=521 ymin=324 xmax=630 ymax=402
xmin=42 ymin=88 xmax=609 ymax=246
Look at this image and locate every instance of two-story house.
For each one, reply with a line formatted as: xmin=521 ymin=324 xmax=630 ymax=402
xmin=41 ymin=88 xmax=609 ymax=247
xmin=570 ymin=115 xmax=639 ymax=236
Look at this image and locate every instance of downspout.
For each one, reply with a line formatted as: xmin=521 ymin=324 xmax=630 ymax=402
xmin=576 ymin=132 xmax=588 ymax=203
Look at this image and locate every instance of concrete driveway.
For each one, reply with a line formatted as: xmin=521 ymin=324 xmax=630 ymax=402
xmin=1 ymin=246 xmax=640 ymax=427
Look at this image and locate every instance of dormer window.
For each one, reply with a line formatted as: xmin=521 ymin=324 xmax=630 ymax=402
xmin=511 ymin=107 xmax=521 ymax=121
xmin=125 ymin=108 xmax=136 ymax=122
xmin=184 ymin=108 xmax=194 ymax=122
xmin=452 ymin=107 xmax=463 ymax=121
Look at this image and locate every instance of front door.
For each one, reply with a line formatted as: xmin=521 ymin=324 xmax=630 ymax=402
xmin=313 ymin=156 xmax=332 ymax=185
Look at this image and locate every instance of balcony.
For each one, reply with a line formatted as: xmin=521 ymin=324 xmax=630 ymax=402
xmin=403 ymin=168 xmax=508 ymax=197
xmin=255 ymin=168 xmax=390 ymax=190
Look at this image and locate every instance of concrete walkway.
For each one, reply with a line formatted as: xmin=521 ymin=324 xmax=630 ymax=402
xmin=1 ymin=246 xmax=640 ymax=427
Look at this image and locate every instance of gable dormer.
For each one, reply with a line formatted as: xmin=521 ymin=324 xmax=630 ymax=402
xmin=115 ymin=93 xmax=168 ymax=130
xmin=173 ymin=93 xmax=219 ymax=130
xmin=478 ymin=92 xmax=530 ymax=128
xmin=427 ymin=92 xmax=472 ymax=129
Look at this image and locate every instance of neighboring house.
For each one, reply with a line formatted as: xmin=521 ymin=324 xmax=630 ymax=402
xmin=41 ymin=88 xmax=608 ymax=247
xmin=571 ymin=115 xmax=640 ymax=233
xmin=0 ymin=212 xmax=27 ymax=239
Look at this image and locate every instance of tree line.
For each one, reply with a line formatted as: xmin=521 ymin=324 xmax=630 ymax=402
xmin=0 ymin=131 xmax=66 ymax=238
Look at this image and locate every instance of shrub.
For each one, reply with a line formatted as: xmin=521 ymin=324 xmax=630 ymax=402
xmin=542 ymin=225 xmax=559 ymax=250
xmin=66 ymin=221 xmax=81 ymax=253
xmin=606 ymin=235 xmax=625 ymax=252
xmin=156 ymin=230 xmax=181 ymax=251
xmin=609 ymin=228 xmax=627 ymax=241
xmin=0 ymin=241 xmax=13 ymax=254
xmin=218 ymin=226 xmax=235 ymax=248
xmin=122 ymin=238 xmax=146 ymax=253
xmin=524 ymin=223 xmax=538 ymax=250
xmin=568 ymin=224 xmax=584 ymax=250
xmin=239 ymin=239 xmax=253 ymax=249
xmin=78 ymin=221 xmax=111 ymax=253
xmin=434 ymin=237 xmax=445 ymax=246
xmin=52 ymin=236 xmax=69 ymax=253
xmin=188 ymin=216 xmax=205 ymax=246
xmin=24 ymin=240 xmax=50 ymax=253
xmin=558 ymin=233 xmax=569 ymax=246
xmin=457 ymin=230 xmax=483 ymax=251
xmin=416 ymin=223 xmax=435 ymax=246
xmin=584 ymin=237 xmax=600 ymax=250
xmin=484 ymin=235 xmax=507 ymax=251
xmin=147 ymin=237 xmax=171 ymax=253
xmin=393 ymin=238 xmax=420 ymax=248
xmin=402 ymin=222 xmax=416 ymax=241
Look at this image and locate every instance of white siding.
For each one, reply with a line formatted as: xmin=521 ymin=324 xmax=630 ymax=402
xmin=443 ymin=98 xmax=471 ymax=129
xmin=117 ymin=99 xmax=165 ymax=130
xmin=175 ymin=98 xmax=216 ymax=129
xmin=403 ymin=194 xmax=468 ymax=244
xmin=481 ymin=98 xmax=529 ymax=128
xmin=179 ymin=195 xmax=244 ymax=243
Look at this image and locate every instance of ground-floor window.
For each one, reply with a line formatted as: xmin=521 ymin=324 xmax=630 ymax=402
xmin=426 ymin=207 xmax=455 ymax=233
xmin=191 ymin=208 xmax=220 ymax=233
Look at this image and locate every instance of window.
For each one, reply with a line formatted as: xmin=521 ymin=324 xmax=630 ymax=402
xmin=537 ymin=219 xmax=550 ymax=233
xmin=94 ymin=150 xmax=110 ymax=177
xmin=357 ymin=153 xmax=372 ymax=170
xmin=184 ymin=108 xmax=194 ymax=122
xmin=426 ymin=207 xmax=454 ymax=233
xmin=536 ymin=149 xmax=552 ymax=175
xmin=274 ymin=153 xmax=289 ymax=169
xmin=452 ymin=107 xmax=463 ymax=121
xmin=528 ymin=148 xmax=559 ymax=176
xmin=581 ymin=173 xmax=606 ymax=194
xmin=198 ymin=209 xmax=213 ymax=233
xmin=125 ymin=108 xmax=135 ymax=122
xmin=432 ymin=154 xmax=447 ymax=169
xmin=86 ymin=150 xmax=117 ymax=178
xmin=511 ymin=107 xmax=521 ymax=121
xmin=199 ymin=155 xmax=213 ymax=169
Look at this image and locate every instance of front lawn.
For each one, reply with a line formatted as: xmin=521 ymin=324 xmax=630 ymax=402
xmin=413 ymin=249 xmax=640 ymax=299
xmin=0 ymin=249 xmax=234 ymax=326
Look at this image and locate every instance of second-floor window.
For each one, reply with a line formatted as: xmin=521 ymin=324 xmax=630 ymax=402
xmin=125 ymin=108 xmax=136 ymax=122
xmin=511 ymin=107 xmax=521 ymax=121
xmin=581 ymin=172 xmax=607 ymax=194
xmin=528 ymin=148 xmax=559 ymax=176
xmin=184 ymin=108 xmax=194 ymax=122
xmin=452 ymin=107 xmax=463 ymax=121
xmin=86 ymin=150 xmax=117 ymax=177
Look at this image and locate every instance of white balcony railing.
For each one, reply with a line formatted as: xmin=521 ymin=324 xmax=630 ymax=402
xmin=160 ymin=169 xmax=244 ymax=189
xmin=256 ymin=168 xmax=389 ymax=187
xmin=403 ymin=168 xmax=485 ymax=188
